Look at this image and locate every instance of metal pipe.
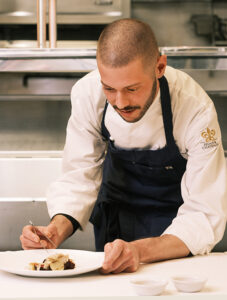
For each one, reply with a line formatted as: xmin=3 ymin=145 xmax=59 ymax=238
xmin=37 ymin=0 xmax=47 ymax=48
xmin=49 ymin=0 xmax=57 ymax=48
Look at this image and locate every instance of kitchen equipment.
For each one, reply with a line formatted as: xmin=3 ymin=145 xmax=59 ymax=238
xmin=0 ymin=0 xmax=131 ymax=48
xmin=0 ymin=0 xmax=131 ymax=25
xmin=37 ymin=0 xmax=47 ymax=48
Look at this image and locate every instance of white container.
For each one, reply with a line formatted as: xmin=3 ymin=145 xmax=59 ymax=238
xmin=172 ymin=275 xmax=207 ymax=293
xmin=130 ymin=277 xmax=167 ymax=296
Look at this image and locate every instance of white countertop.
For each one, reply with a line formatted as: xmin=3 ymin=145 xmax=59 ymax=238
xmin=0 ymin=252 xmax=227 ymax=299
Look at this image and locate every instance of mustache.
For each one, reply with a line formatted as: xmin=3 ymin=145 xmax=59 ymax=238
xmin=113 ymin=105 xmax=140 ymax=111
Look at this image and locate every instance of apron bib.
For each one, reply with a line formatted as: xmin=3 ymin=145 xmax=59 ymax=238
xmin=90 ymin=76 xmax=187 ymax=251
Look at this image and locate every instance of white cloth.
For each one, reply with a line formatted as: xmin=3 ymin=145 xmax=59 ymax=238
xmin=47 ymin=66 xmax=227 ymax=255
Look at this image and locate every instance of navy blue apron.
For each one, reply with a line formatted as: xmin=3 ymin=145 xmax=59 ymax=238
xmin=90 ymin=76 xmax=187 ymax=251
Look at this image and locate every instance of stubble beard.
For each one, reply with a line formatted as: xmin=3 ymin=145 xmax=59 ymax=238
xmin=119 ymin=78 xmax=158 ymax=123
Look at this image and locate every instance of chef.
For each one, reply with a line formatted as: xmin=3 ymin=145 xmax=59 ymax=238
xmin=20 ymin=18 xmax=227 ymax=274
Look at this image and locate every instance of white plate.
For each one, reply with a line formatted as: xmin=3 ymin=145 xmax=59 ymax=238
xmin=0 ymin=249 xmax=104 ymax=277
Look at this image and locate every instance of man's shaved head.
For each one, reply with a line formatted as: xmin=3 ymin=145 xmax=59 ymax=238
xmin=97 ymin=18 xmax=159 ymax=68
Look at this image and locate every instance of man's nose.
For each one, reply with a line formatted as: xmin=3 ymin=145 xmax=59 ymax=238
xmin=115 ymin=91 xmax=130 ymax=109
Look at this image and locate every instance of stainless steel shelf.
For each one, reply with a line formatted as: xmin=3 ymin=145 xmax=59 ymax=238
xmin=0 ymin=57 xmax=97 ymax=73
xmin=161 ymin=47 xmax=227 ymax=70
xmin=1 ymin=46 xmax=227 ymax=72
xmin=0 ymin=95 xmax=70 ymax=101
xmin=0 ymin=43 xmax=97 ymax=72
xmin=0 ymin=48 xmax=97 ymax=58
xmin=161 ymin=47 xmax=227 ymax=56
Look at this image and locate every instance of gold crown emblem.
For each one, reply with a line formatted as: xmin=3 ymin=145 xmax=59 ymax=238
xmin=201 ymin=128 xmax=216 ymax=143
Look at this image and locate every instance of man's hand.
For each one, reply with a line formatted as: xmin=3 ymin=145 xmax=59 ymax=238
xmin=100 ymin=234 xmax=190 ymax=274
xmin=20 ymin=215 xmax=73 ymax=250
xmin=20 ymin=223 xmax=59 ymax=250
xmin=101 ymin=239 xmax=140 ymax=274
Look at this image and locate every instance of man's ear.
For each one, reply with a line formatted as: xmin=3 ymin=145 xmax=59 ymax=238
xmin=155 ymin=55 xmax=167 ymax=79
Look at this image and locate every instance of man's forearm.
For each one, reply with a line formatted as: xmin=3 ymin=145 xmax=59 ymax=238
xmin=131 ymin=234 xmax=190 ymax=263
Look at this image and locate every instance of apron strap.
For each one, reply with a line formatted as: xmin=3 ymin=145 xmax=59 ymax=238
xmin=101 ymin=101 xmax=110 ymax=140
xmin=159 ymin=76 xmax=175 ymax=148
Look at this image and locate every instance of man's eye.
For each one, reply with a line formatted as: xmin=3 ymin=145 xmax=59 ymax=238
xmin=127 ymin=88 xmax=137 ymax=92
xmin=104 ymin=87 xmax=114 ymax=91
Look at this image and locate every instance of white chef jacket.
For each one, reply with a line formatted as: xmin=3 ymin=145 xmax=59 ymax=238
xmin=47 ymin=65 xmax=227 ymax=255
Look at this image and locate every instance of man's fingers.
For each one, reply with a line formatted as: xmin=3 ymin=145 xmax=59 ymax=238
xmin=22 ymin=225 xmax=40 ymax=243
xmin=42 ymin=223 xmax=56 ymax=238
xmin=112 ymin=262 xmax=138 ymax=274
xmin=20 ymin=234 xmax=43 ymax=249
xmin=109 ymin=248 xmax=130 ymax=271
xmin=21 ymin=224 xmax=56 ymax=250
xmin=101 ymin=239 xmax=140 ymax=274
xmin=101 ymin=257 xmax=129 ymax=274
xmin=20 ymin=233 xmax=52 ymax=250
xmin=112 ymin=259 xmax=132 ymax=274
xmin=102 ymin=247 xmax=136 ymax=273
xmin=32 ymin=225 xmax=54 ymax=240
xmin=103 ymin=240 xmax=124 ymax=270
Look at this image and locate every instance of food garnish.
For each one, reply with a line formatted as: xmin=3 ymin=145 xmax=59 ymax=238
xmin=29 ymin=253 xmax=75 ymax=271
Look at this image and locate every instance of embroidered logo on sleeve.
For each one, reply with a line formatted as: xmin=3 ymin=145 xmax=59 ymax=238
xmin=200 ymin=128 xmax=218 ymax=150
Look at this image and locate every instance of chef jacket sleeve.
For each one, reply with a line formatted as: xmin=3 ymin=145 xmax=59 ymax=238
xmin=46 ymin=75 xmax=107 ymax=230
xmin=163 ymin=92 xmax=227 ymax=255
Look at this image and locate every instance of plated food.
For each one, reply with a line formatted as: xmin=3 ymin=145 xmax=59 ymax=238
xmin=29 ymin=253 xmax=75 ymax=271
xmin=0 ymin=249 xmax=104 ymax=277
